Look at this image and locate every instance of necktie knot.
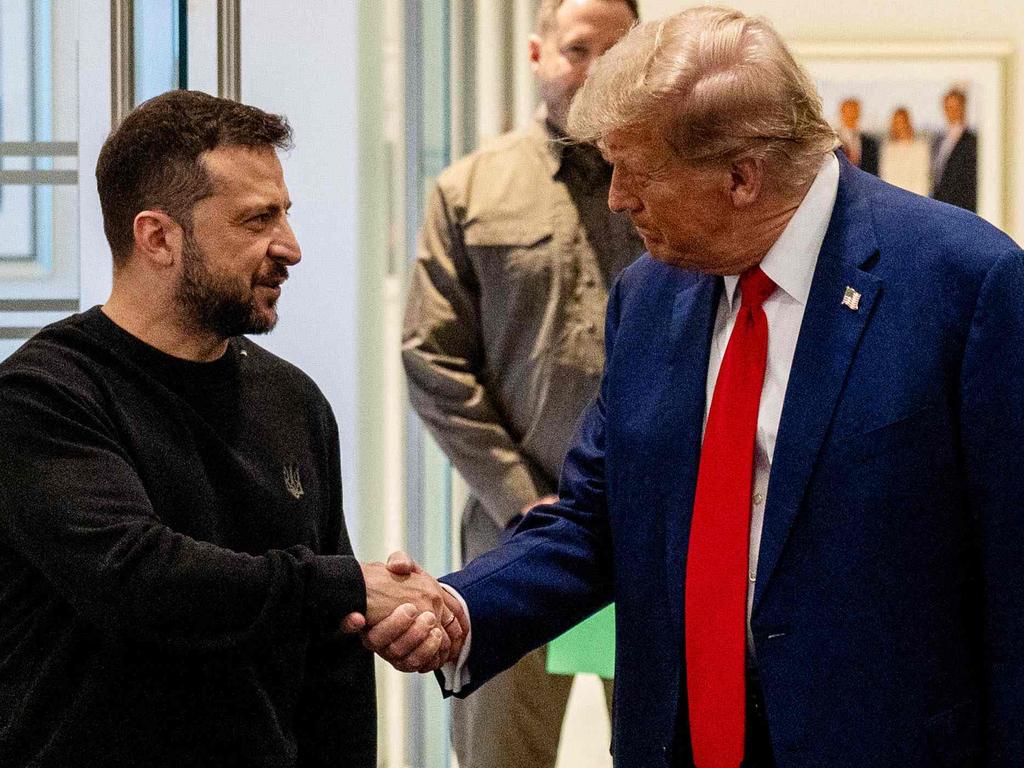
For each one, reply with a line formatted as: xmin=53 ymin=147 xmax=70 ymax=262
xmin=739 ymin=266 xmax=776 ymax=310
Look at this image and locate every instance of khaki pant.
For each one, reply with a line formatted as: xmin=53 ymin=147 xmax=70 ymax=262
xmin=451 ymin=644 xmax=613 ymax=768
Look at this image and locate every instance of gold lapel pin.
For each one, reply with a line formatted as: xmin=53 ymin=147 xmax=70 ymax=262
xmin=841 ymin=286 xmax=861 ymax=311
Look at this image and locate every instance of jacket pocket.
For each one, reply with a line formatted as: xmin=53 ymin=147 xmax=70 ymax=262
xmin=828 ymin=403 xmax=939 ymax=465
xmin=463 ymin=218 xmax=556 ymax=276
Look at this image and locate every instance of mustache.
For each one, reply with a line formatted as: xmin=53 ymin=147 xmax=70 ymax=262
xmin=256 ymin=264 xmax=289 ymax=287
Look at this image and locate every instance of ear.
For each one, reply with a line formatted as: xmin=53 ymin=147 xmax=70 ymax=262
xmin=132 ymin=210 xmax=182 ymax=269
xmin=727 ymin=157 xmax=764 ymax=208
xmin=528 ymin=34 xmax=543 ymax=73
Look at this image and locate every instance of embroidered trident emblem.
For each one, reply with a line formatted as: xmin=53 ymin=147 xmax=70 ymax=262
xmin=283 ymin=463 xmax=304 ymax=499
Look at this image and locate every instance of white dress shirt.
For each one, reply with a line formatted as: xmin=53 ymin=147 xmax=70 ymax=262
xmin=703 ymin=154 xmax=839 ymax=649
xmin=442 ymin=153 xmax=840 ymax=689
xmin=933 ymin=123 xmax=965 ymax=185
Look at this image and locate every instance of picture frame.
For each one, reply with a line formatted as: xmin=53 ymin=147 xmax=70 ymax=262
xmin=790 ymin=41 xmax=1012 ymax=230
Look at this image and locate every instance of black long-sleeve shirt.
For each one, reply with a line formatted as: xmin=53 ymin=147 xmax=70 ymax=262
xmin=0 ymin=307 xmax=375 ymax=767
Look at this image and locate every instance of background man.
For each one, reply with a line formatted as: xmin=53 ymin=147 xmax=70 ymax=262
xmin=379 ymin=7 xmax=1024 ymax=767
xmin=401 ymin=0 xmax=642 ymax=764
xmin=836 ymin=97 xmax=879 ymax=175
xmin=932 ymin=86 xmax=978 ymax=211
xmin=0 ymin=90 xmax=458 ymax=768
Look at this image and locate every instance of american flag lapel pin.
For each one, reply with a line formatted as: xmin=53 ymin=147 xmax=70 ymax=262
xmin=841 ymin=286 xmax=861 ymax=311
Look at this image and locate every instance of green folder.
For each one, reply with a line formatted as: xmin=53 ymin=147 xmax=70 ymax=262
xmin=545 ymin=604 xmax=616 ymax=680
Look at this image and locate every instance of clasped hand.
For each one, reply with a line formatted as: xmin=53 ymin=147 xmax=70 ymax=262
xmin=342 ymin=552 xmax=467 ymax=674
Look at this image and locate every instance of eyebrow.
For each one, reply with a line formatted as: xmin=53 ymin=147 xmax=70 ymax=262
xmin=242 ymin=200 xmax=292 ymax=217
xmin=559 ymin=32 xmax=591 ymax=48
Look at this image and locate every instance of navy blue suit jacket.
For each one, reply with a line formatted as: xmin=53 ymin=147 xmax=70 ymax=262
xmin=441 ymin=155 xmax=1024 ymax=767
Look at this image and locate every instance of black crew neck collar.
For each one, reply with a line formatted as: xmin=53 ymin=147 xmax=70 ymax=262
xmin=80 ymin=306 xmax=240 ymax=389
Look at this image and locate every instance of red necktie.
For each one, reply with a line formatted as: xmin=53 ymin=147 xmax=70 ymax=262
xmin=685 ymin=266 xmax=776 ymax=768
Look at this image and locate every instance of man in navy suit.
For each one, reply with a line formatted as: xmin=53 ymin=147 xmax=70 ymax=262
xmin=360 ymin=7 xmax=1024 ymax=767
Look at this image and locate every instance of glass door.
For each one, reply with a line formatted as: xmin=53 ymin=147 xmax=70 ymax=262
xmin=0 ymin=0 xmax=79 ymax=361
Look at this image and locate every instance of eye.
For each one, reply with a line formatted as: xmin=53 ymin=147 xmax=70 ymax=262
xmin=561 ymin=44 xmax=589 ymax=62
xmin=247 ymin=212 xmax=273 ymax=228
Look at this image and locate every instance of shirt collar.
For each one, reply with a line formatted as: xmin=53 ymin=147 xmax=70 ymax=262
xmin=528 ymin=115 xmax=566 ymax=178
xmin=529 ymin=107 xmax=609 ymax=182
xmin=945 ymin=123 xmax=965 ymax=145
xmin=722 ymin=152 xmax=840 ymax=308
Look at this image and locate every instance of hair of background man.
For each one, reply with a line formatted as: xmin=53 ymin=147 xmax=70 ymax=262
xmin=95 ymin=89 xmax=293 ymax=269
xmin=567 ymin=5 xmax=839 ymax=192
xmin=535 ymin=0 xmax=640 ymax=38
xmin=944 ymin=87 xmax=967 ymax=105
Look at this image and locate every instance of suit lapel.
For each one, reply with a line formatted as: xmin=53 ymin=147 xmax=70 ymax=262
xmin=753 ymin=162 xmax=884 ymax=613
xmin=660 ymin=272 xmax=720 ymax=640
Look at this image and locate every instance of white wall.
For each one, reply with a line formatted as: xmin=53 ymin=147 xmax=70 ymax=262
xmin=639 ymin=0 xmax=1024 ymax=241
xmin=238 ymin=1 xmax=366 ymax=539
xmin=78 ymin=0 xmax=114 ymax=310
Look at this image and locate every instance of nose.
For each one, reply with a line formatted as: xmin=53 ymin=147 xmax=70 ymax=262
xmin=269 ymin=217 xmax=302 ymax=266
xmin=608 ymin=166 xmax=639 ymax=214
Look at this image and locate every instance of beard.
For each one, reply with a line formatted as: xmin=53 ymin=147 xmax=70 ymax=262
xmin=175 ymin=232 xmax=287 ymax=338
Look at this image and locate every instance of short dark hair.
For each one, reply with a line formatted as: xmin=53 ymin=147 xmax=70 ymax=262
xmin=535 ymin=0 xmax=639 ymax=39
xmin=96 ymin=90 xmax=292 ymax=267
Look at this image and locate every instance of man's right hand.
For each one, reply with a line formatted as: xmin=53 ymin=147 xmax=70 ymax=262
xmin=341 ymin=552 xmax=465 ymax=673
xmin=359 ymin=558 xmax=447 ymax=627
xmin=522 ymin=494 xmax=558 ymax=515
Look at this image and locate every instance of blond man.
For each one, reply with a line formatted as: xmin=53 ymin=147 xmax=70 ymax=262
xmin=372 ymin=5 xmax=1024 ymax=767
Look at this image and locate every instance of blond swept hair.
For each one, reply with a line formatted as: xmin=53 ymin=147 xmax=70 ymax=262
xmin=567 ymin=5 xmax=838 ymax=188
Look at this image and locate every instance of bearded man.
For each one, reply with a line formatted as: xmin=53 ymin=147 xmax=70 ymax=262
xmin=0 ymin=90 xmax=461 ymax=768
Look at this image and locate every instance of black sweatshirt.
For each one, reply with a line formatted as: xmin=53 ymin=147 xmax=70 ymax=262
xmin=0 ymin=307 xmax=375 ymax=767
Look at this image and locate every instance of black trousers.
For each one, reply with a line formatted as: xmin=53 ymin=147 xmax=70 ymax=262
xmin=679 ymin=667 xmax=774 ymax=768
xmin=742 ymin=665 xmax=775 ymax=768
xmin=676 ymin=665 xmax=776 ymax=768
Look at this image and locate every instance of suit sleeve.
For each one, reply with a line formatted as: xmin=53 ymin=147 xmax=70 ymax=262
xmin=402 ymin=183 xmax=552 ymax=530
xmin=0 ymin=370 xmax=366 ymax=654
xmin=958 ymin=248 xmax=1024 ymax=765
xmin=437 ymin=276 xmax=625 ymax=693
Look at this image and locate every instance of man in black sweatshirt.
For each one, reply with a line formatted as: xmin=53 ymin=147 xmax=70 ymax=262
xmin=0 ymin=90 xmax=463 ymax=767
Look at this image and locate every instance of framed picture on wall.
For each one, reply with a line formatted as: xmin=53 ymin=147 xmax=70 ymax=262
xmin=790 ymin=41 xmax=1012 ymax=230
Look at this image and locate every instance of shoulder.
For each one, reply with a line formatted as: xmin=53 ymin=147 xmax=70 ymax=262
xmin=437 ymin=127 xmax=549 ymax=188
xmin=847 ymin=173 xmax=1019 ymax=315
xmin=0 ymin=314 xmax=119 ymax=432
xmin=608 ymin=253 xmax=707 ymax=325
xmin=616 ymin=253 xmax=703 ymax=295
xmin=868 ymin=176 xmax=1015 ymax=272
xmin=234 ymin=339 xmax=334 ymax=414
xmin=0 ymin=312 xmax=106 ymax=392
xmin=433 ymin=127 xmax=555 ymax=220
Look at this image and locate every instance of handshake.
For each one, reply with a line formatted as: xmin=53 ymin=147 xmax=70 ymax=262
xmin=342 ymin=552 xmax=468 ymax=674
